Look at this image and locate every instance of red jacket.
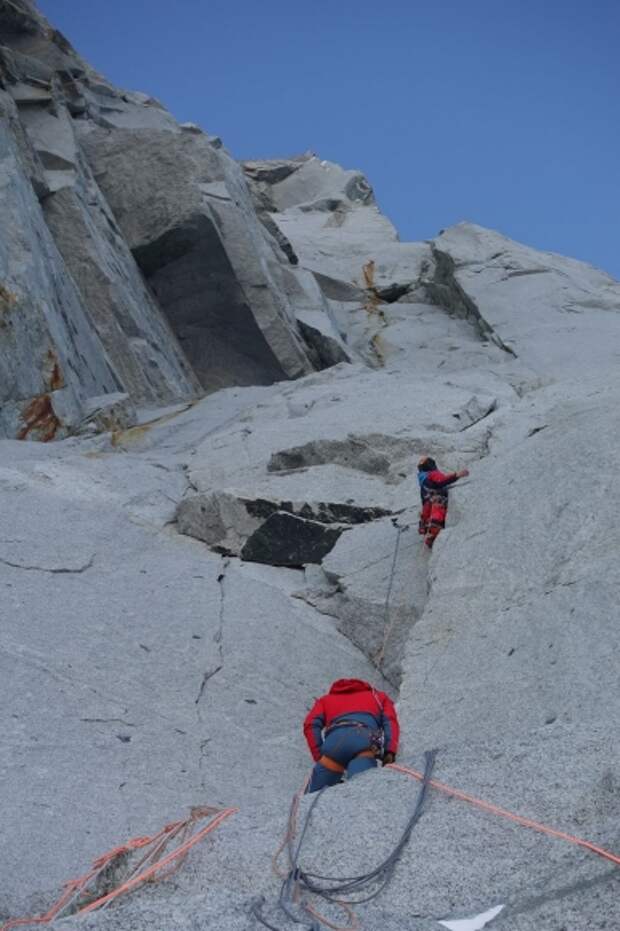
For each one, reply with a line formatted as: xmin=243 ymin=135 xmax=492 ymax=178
xmin=418 ymin=469 xmax=459 ymax=505
xmin=303 ymin=678 xmax=400 ymax=761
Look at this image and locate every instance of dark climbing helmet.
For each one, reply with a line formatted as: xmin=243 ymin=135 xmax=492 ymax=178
xmin=418 ymin=455 xmax=436 ymax=472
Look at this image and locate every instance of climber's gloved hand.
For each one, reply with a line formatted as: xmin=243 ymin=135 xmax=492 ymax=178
xmin=382 ymin=752 xmax=396 ymax=766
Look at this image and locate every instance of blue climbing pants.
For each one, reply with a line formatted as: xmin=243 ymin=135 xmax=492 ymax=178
xmin=307 ymin=724 xmax=378 ymax=793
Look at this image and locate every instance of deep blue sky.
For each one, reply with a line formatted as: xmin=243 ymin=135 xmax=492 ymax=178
xmin=39 ymin=1 xmax=619 ymax=278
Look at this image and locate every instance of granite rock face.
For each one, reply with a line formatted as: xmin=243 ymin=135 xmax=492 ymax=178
xmin=79 ymin=126 xmax=317 ymax=391
xmin=427 ymin=222 xmax=620 ymax=375
xmin=0 ymin=107 xmax=119 ymax=440
xmin=0 ymin=3 xmax=200 ymax=437
xmin=1 ymin=0 xmax=356 ymax=440
xmin=1 ymin=3 xmax=619 ymax=931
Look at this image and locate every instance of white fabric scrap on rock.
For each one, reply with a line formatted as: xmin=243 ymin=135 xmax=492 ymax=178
xmin=438 ymin=903 xmax=505 ymax=931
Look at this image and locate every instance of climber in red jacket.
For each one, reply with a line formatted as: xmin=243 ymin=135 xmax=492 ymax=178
xmin=417 ymin=456 xmax=469 ymax=548
xmin=303 ymin=678 xmax=400 ymax=793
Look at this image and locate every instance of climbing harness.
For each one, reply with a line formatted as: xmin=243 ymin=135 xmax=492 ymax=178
xmin=318 ymin=747 xmax=380 ymax=776
xmin=317 ymin=754 xmax=347 ymax=774
xmin=315 ymin=720 xmax=383 ymax=780
xmin=0 ymin=805 xmax=237 ymax=931
xmin=325 ymin=719 xmax=384 ymax=758
xmin=252 ymin=750 xmax=436 ymax=931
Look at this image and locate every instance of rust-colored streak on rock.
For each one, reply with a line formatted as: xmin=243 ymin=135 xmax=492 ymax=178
xmin=17 ymin=395 xmax=61 ymax=442
xmin=44 ymin=348 xmax=65 ymax=390
xmin=362 ymin=259 xmax=376 ymax=290
xmin=0 ymin=283 xmax=18 ymax=328
xmin=361 ymin=259 xmax=383 ymax=316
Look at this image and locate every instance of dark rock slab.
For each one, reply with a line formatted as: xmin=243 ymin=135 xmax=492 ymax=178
xmin=176 ymin=489 xmax=392 ymax=561
xmin=240 ymin=511 xmax=346 ymax=567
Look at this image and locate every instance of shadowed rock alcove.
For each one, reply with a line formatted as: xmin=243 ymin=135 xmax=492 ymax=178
xmin=133 ymin=213 xmax=288 ymax=392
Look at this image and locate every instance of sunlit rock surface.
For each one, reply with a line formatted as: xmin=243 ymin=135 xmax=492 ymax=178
xmin=1 ymin=3 xmax=619 ymax=930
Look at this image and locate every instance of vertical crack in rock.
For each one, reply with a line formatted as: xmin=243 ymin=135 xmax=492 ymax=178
xmin=371 ymin=525 xmax=429 ymax=687
xmin=181 ymin=463 xmax=199 ymax=498
xmin=299 ymin=518 xmax=429 ymax=688
xmin=194 ymin=557 xmax=229 ymax=712
xmin=198 ymin=737 xmax=211 ymax=791
xmin=194 ymin=665 xmax=223 ymax=707
xmin=214 ymin=556 xmax=229 ymax=667
xmin=373 ymin=521 xmax=406 ymax=676
xmin=198 ymin=737 xmax=211 ymax=767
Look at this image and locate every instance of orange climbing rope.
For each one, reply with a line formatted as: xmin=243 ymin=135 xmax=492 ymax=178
xmin=0 ymin=805 xmax=237 ymax=931
xmin=391 ymin=763 xmax=620 ymax=867
xmin=272 ymin=777 xmax=309 ymax=879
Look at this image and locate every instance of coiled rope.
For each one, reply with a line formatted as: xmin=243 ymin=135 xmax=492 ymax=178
xmin=0 ymin=805 xmax=238 ymax=931
xmin=252 ymin=750 xmax=436 ymax=930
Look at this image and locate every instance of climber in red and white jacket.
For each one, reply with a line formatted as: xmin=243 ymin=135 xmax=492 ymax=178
xmin=303 ymin=678 xmax=400 ymax=793
xmin=417 ymin=455 xmax=469 ymax=548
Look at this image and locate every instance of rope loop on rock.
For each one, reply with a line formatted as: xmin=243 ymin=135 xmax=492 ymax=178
xmin=391 ymin=763 xmax=620 ymax=867
xmin=255 ymin=750 xmax=436 ymax=931
xmin=0 ymin=805 xmax=237 ymax=931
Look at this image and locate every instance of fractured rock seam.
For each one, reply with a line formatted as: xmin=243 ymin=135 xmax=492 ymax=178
xmin=0 ymin=553 xmax=94 ymax=573
xmin=194 ymin=558 xmax=228 ymax=707
xmin=425 ymin=245 xmax=518 ymax=357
